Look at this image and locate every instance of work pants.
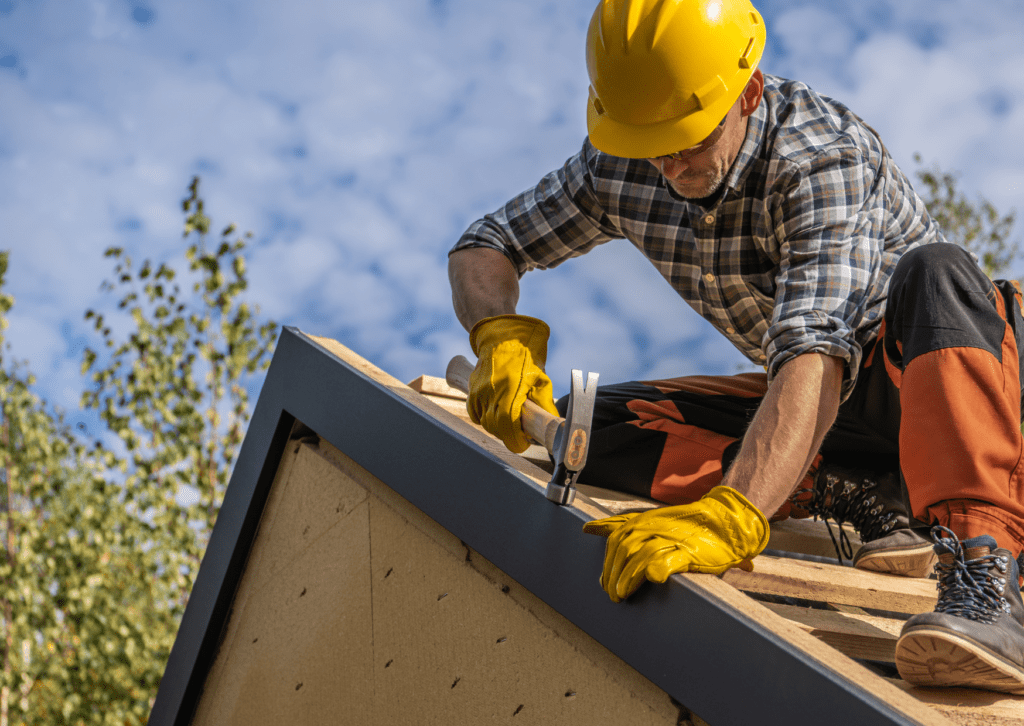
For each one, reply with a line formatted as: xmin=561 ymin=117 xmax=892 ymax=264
xmin=561 ymin=244 xmax=1024 ymax=556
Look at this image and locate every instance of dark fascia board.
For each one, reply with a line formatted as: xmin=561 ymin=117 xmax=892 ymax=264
xmin=149 ymin=327 xmax=936 ymax=726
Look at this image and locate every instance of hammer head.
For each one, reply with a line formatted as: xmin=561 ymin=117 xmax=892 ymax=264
xmin=546 ymin=369 xmax=599 ymax=505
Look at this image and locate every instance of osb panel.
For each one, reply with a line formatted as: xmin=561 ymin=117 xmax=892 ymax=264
xmin=308 ymin=439 xmax=680 ymax=722
xmin=369 ymin=495 xmax=679 ymax=725
xmin=193 ymin=439 xmax=680 ymax=725
xmin=192 ymin=443 xmax=374 ymax=726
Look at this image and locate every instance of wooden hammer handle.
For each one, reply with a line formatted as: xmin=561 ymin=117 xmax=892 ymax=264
xmin=446 ymin=355 xmax=562 ymax=453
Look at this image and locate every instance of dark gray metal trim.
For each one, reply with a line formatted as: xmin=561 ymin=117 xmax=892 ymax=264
xmin=149 ymin=327 xmax=930 ymax=726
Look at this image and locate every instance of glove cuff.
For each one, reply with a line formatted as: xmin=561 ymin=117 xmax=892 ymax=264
xmin=469 ymin=314 xmax=551 ymax=361
xmin=705 ymin=485 xmax=771 ymax=556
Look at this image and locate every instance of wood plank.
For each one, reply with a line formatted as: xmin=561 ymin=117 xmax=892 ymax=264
xmin=723 ymin=555 xmax=938 ymax=614
xmin=416 ymin=392 xmax=478 ymax=427
xmin=886 ymin=679 xmax=1024 ymax=726
xmin=575 ymin=485 xmax=660 ymax=515
xmin=680 ymin=573 xmax=951 ymax=725
xmin=766 ymin=517 xmax=861 ymax=561
xmin=762 ymin=601 xmax=901 ymax=663
xmin=407 ymin=374 xmax=467 ymax=400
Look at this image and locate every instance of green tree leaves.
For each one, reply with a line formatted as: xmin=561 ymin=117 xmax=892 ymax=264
xmin=1 ymin=177 xmax=276 ymax=725
xmin=914 ymin=154 xmax=1019 ymax=278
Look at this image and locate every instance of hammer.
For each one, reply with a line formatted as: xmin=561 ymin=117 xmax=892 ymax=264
xmin=446 ymin=355 xmax=599 ymax=506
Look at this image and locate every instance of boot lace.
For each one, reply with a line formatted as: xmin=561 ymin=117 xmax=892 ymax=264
xmin=931 ymin=525 xmax=1011 ymax=624
xmin=795 ymin=468 xmax=897 ymax=564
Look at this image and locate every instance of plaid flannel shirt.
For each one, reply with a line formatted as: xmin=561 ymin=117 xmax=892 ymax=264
xmin=452 ymin=74 xmax=945 ymax=399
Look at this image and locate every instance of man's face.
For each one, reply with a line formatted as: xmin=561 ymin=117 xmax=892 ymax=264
xmin=646 ymin=79 xmax=757 ymax=200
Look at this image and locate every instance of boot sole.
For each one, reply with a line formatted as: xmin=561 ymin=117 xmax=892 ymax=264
xmin=895 ymin=628 xmax=1024 ymax=694
xmin=853 ymin=543 xmax=938 ymax=578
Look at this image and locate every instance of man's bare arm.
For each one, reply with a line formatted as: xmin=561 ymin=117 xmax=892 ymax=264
xmin=448 ymin=247 xmax=520 ymax=332
xmin=721 ymin=352 xmax=844 ymax=516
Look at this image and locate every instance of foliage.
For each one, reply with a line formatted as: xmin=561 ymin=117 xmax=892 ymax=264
xmin=0 ymin=177 xmax=277 ymax=725
xmin=914 ymin=153 xmax=1019 ymax=278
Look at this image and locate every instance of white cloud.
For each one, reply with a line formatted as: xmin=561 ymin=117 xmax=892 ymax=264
xmin=769 ymin=0 xmax=1024 ymax=211
xmin=2 ymin=0 xmax=1023 ymax=420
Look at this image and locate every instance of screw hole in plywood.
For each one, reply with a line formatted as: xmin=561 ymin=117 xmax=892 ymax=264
xmin=295 ymin=683 xmax=303 ymax=691
xmin=251 ymin=638 xmax=258 ymax=644
xmin=500 ymin=585 xmax=510 ymax=594
xmin=512 ymin=704 xmax=524 ymax=716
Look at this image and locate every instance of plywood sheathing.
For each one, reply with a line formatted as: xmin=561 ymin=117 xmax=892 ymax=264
xmin=192 ymin=437 xmax=686 ymax=725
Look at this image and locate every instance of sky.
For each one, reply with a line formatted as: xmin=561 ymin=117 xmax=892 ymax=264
xmin=2 ymin=0 xmax=1024 ymax=421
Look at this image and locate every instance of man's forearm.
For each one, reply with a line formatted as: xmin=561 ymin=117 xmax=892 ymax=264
xmin=721 ymin=353 xmax=844 ymax=517
xmin=448 ymin=247 xmax=520 ymax=332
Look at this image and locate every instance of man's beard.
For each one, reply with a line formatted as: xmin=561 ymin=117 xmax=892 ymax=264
xmin=667 ymin=164 xmax=728 ymax=201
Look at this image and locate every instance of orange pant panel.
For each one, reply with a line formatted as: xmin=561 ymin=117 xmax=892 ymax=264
xmin=626 ymin=398 xmax=736 ymax=505
xmin=898 ymin=332 xmax=1024 ymax=553
xmin=927 ymin=500 xmax=1024 ymax=558
xmin=626 ymin=398 xmax=809 ymax=521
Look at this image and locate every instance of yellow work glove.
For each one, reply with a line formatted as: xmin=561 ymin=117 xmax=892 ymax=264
xmin=582 ymin=485 xmax=769 ymax=603
xmin=468 ymin=314 xmax=560 ymax=454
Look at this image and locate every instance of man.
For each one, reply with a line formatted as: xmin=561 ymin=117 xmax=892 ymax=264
xmin=448 ymin=0 xmax=1024 ymax=694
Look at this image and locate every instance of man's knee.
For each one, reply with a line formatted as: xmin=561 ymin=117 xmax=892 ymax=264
xmin=890 ymin=242 xmax=982 ymax=295
xmin=887 ymin=243 xmax=1004 ymax=363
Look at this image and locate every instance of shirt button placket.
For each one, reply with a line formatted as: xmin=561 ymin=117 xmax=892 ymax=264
xmin=696 ymin=209 xmax=719 ymax=314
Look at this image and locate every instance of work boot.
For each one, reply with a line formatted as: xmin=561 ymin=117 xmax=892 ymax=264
xmin=895 ymin=526 xmax=1024 ymax=694
xmin=798 ymin=463 xmax=936 ymax=577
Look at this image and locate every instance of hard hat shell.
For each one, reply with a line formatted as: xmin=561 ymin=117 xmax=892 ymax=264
xmin=585 ymin=0 xmax=766 ymax=159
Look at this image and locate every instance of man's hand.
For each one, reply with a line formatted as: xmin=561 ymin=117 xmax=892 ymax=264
xmin=583 ymin=485 xmax=769 ymax=602
xmin=468 ymin=314 xmax=560 ymax=453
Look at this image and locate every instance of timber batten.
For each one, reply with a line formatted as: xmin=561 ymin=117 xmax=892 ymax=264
xmin=149 ymin=328 xmax=1024 ymax=725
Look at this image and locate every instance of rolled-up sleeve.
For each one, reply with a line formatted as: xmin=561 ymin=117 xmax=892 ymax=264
xmin=451 ymin=141 xmax=624 ymax=276
xmin=764 ymin=148 xmax=884 ymax=400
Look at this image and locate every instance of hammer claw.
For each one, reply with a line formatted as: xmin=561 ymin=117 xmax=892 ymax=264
xmin=547 ymin=368 xmax=598 ymax=505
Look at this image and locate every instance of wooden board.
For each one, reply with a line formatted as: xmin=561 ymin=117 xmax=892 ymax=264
xmin=723 ymin=555 xmax=938 ymax=614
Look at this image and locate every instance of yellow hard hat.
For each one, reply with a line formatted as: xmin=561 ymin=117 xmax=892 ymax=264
xmin=585 ymin=0 xmax=766 ymax=159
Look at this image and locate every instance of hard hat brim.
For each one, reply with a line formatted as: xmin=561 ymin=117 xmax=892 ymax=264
xmin=587 ymin=86 xmax=743 ymax=160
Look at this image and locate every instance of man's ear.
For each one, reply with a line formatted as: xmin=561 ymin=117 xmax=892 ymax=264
xmin=740 ymin=69 xmax=764 ymax=117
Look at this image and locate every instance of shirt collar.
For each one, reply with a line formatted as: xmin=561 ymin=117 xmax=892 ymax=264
xmin=720 ymin=89 xmax=767 ymax=197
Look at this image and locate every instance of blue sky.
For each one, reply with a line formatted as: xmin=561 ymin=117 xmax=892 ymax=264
xmin=2 ymin=0 xmax=1023 ymax=413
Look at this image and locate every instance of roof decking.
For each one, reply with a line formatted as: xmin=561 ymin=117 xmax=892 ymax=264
xmin=149 ymin=328 xmax=1024 ymax=725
